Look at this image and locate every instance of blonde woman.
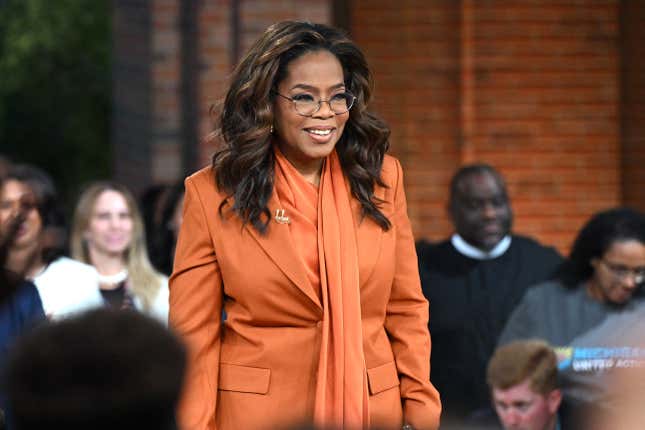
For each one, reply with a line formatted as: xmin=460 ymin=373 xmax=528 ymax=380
xmin=71 ymin=182 xmax=169 ymax=323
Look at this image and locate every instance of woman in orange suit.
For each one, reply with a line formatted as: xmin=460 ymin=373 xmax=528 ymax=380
xmin=169 ymin=21 xmax=441 ymax=430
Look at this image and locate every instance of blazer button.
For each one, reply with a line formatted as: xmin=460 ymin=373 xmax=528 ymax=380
xmin=316 ymin=321 xmax=323 ymax=328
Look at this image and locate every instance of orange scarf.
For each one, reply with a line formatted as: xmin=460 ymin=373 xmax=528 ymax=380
xmin=314 ymin=150 xmax=370 ymax=429
xmin=274 ymin=148 xmax=321 ymax=299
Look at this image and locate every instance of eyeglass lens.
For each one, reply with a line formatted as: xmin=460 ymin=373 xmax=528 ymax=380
xmin=603 ymin=260 xmax=645 ymax=283
xmin=294 ymin=93 xmax=355 ymax=116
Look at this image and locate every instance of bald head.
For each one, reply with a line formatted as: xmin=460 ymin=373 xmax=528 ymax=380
xmin=449 ymin=164 xmax=513 ymax=251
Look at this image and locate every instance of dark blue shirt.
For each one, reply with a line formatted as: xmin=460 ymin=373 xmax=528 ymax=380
xmin=1 ymin=280 xmax=46 ymax=426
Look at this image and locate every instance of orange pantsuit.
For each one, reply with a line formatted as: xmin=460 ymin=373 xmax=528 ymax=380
xmin=169 ymin=154 xmax=441 ymax=430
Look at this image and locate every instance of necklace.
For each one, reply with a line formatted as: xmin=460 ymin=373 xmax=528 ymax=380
xmin=98 ymin=269 xmax=128 ymax=285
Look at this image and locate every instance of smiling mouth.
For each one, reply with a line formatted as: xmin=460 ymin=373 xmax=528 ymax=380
xmin=304 ymin=128 xmax=333 ymax=136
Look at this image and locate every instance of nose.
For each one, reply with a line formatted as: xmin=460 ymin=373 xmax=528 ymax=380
xmin=481 ymin=202 xmax=497 ymax=219
xmin=623 ymin=274 xmax=640 ymax=290
xmin=312 ymin=100 xmax=335 ymax=119
xmin=503 ymin=410 xmax=521 ymax=427
xmin=108 ymin=214 xmax=122 ymax=228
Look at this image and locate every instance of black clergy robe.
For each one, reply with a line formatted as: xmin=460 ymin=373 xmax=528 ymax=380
xmin=417 ymin=235 xmax=563 ymax=426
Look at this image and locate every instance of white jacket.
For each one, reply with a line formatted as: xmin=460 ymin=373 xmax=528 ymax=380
xmin=33 ymin=256 xmax=104 ymax=319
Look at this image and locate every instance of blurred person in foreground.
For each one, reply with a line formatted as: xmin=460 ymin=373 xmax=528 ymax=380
xmin=5 ymin=308 xmax=185 ymax=430
xmin=487 ymin=340 xmax=562 ymax=430
xmin=170 ymin=20 xmax=440 ymax=430
xmin=0 ymin=164 xmax=102 ymax=319
xmin=70 ymin=182 xmax=169 ymax=323
xmin=416 ymin=164 xmax=562 ymax=425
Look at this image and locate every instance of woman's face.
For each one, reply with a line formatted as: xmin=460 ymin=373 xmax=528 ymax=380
xmin=590 ymin=239 xmax=645 ymax=304
xmin=0 ymin=179 xmax=42 ymax=250
xmin=273 ymin=50 xmax=350 ymax=181
xmin=85 ymin=189 xmax=133 ymax=258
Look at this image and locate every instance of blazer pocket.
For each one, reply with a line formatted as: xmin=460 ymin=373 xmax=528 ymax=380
xmin=219 ymin=363 xmax=271 ymax=394
xmin=367 ymin=361 xmax=400 ymax=395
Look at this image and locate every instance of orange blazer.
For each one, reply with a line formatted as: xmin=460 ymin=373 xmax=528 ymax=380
xmin=169 ymin=155 xmax=441 ymax=430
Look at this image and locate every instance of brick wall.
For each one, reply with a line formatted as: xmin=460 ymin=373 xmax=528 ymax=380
xmin=150 ymin=0 xmax=183 ymax=183
xmin=112 ymin=0 xmax=153 ymax=193
xmin=114 ymin=1 xmax=642 ymax=253
xmin=113 ymin=0 xmax=187 ymax=196
xmin=351 ymin=0 xmax=462 ymax=243
xmin=352 ymin=0 xmax=623 ymax=253
xmin=195 ymin=0 xmax=332 ymax=166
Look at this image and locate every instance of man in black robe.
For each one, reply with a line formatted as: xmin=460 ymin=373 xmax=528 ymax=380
xmin=417 ymin=164 xmax=563 ymax=428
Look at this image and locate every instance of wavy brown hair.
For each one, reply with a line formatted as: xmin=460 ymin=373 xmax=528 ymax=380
xmin=213 ymin=21 xmax=391 ymax=233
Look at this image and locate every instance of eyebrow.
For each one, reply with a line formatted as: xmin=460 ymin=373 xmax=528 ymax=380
xmin=289 ymin=83 xmax=346 ymax=92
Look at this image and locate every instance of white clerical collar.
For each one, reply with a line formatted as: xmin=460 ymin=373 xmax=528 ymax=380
xmin=451 ymin=234 xmax=512 ymax=260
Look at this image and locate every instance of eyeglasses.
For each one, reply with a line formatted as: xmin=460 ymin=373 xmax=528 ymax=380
xmin=273 ymin=91 xmax=356 ymax=117
xmin=599 ymin=259 xmax=645 ymax=284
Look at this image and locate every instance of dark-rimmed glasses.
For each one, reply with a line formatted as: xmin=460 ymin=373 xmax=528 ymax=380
xmin=273 ymin=91 xmax=356 ymax=117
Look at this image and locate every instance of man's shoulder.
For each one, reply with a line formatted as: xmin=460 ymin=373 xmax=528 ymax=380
xmin=511 ymin=234 xmax=556 ymax=250
xmin=511 ymin=234 xmax=562 ymax=258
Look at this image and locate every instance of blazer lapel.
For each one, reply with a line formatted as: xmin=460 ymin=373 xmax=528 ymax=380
xmin=351 ymin=191 xmax=384 ymax=287
xmin=246 ymin=193 xmax=322 ymax=310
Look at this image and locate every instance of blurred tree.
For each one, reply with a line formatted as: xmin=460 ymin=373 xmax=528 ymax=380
xmin=0 ymin=0 xmax=111 ymax=212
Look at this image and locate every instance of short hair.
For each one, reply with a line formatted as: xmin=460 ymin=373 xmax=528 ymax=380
xmin=487 ymin=339 xmax=558 ymax=395
xmin=556 ymin=207 xmax=645 ymax=287
xmin=449 ymin=163 xmax=507 ymax=205
xmin=6 ymin=308 xmax=186 ymax=430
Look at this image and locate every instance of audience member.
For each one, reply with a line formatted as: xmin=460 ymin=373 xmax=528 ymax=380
xmin=1 ymin=164 xmax=103 ymax=319
xmin=70 ymin=182 xmax=169 ymax=323
xmin=140 ymin=183 xmax=172 ymax=273
xmin=0 ymin=175 xmax=46 ymax=429
xmin=498 ymin=207 xmax=645 ymax=427
xmin=148 ymin=181 xmax=184 ymax=276
xmin=5 ymin=308 xmax=186 ymax=430
xmin=0 ymin=185 xmax=28 ymax=302
xmin=487 ymin=340 xmax=562 ymax=430
xmin=416 ymin=163 xmax=563 ymax=425
xmin=498 ymin=207 xmax=645 ymax=346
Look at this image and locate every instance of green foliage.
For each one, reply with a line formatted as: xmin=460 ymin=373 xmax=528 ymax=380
xmin=0 ymin=0 xmax=111 ymax=211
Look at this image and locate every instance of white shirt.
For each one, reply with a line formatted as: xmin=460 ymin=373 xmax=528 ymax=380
xmin=451 ymin=234 xmax=512 ymax=260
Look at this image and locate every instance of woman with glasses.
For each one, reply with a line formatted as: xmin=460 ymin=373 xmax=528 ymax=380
xmin=499 ymin=207 xmax=645 ymax=346
xmin=170 ymin=21 xmax=440 ymax=430
xmin=496 ymin=207 xmax=645 ymax=428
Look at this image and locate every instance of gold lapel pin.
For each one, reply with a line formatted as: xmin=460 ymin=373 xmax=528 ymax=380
xmin=275 ymin=209 xmax=291 ymax=224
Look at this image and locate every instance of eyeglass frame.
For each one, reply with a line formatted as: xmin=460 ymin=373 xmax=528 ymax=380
xmin=598 ymin=258 xmax=645 ymax=284
xmin=272 ymin=90 xmax=356 ymax=117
